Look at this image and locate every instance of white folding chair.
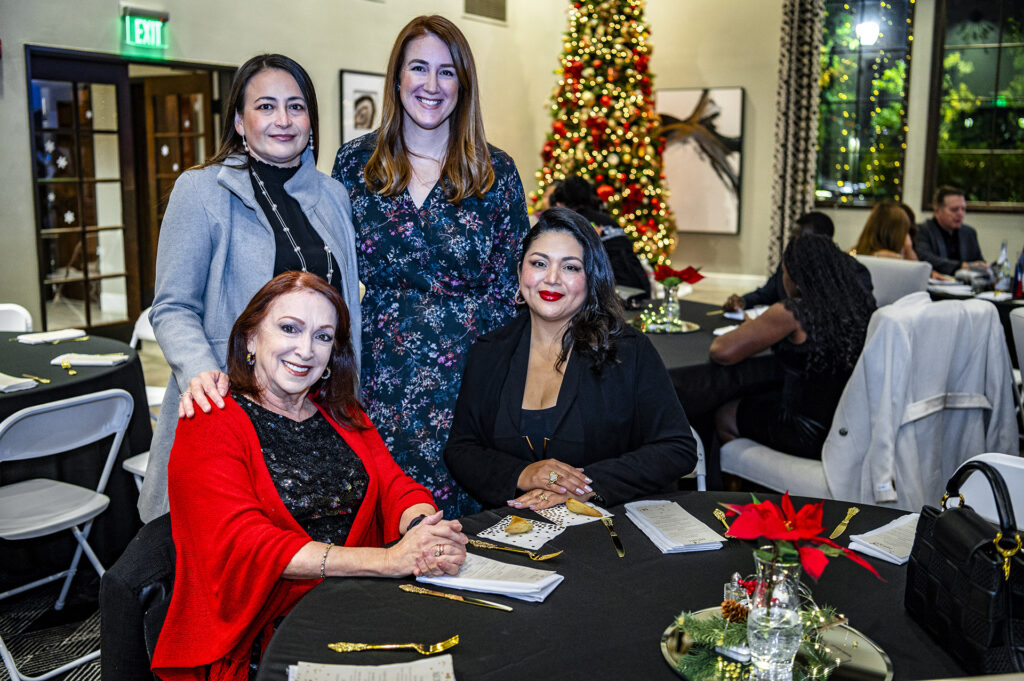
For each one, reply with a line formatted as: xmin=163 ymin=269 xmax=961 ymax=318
xmin=0 ymin=303 xmax=33 ymax=332
xmin=955 ymin=453 xmax=1024 ymax=529
xmin=129 ymin=306 xmax=166 ymax=422
xmin=0 ymin=388 xmax=134 ymax=681
xmin=681 ymin=426 xmax=707 ymax=491
xmin=854 ymin=255 xmax=931 ymax=307
xmin=1010 ymin=308 xmax=1024 ymax=437
xmin=122 ymin=450 xmax=150 ymax=492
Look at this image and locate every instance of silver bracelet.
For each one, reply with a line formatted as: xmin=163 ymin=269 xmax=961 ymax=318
xmin=320 ymin=543 xmax=332 ymax=579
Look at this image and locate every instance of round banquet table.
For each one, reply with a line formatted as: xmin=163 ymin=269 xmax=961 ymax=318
xmin=255 ymin=491 xmax=966 ymax=681
xmin=0 ymin=331 xmax=151 ymax=578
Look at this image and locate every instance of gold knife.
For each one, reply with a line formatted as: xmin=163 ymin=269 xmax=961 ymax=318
xmin=829 ymin=506 xmax=860 ymax=539
xmin=399 ymin=584 xmax=513 ymax=612
xmin=601 ymin=517 xmax=625 ymax=557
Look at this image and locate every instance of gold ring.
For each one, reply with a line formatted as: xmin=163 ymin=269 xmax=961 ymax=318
xmin=548 ymin=471 xmax=559 ymax=484
xmin=434 ymin=545 xmax=444 ymax=557
xmin=540 ymin=492 xmax=549 ymax=501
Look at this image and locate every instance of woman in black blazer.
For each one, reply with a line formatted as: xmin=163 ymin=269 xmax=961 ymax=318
xmin=444 ymin=207 xmax=697 ymax=511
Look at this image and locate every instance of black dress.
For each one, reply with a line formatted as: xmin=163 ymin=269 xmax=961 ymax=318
xmin=734 ymin=337 xmax=851 ymax=460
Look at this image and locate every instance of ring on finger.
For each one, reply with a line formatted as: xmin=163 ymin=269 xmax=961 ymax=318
xmin=548 ymin=471 xmax=559 ymax=484
xmin=434 ymin=544 xmax=444 ymax=557
xmin=540 ymin=492 xmax=549 ymax=501
xmin=179 ymin=392 xmax=191 ymax=399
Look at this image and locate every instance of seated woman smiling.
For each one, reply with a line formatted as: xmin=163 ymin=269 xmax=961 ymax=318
xmin=153 ymin=272 xmax=467 ymax=681
xmin=444 ymin=207 xmax=697 ymax=511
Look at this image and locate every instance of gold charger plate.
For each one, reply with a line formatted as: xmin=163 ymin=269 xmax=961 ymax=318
xmin=629 ymin=317 xmax=701 ymax=334
xmin=660 ymin=607 xmax=893 ymax=681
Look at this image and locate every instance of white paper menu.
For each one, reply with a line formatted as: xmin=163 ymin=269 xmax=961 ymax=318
xmin=849 ymin=513 xmax=919 ymax=565
xmin=625 ymin=500 xmax=725 ymax=553
xmin=288 ymin=654 xmax=455 ymax=681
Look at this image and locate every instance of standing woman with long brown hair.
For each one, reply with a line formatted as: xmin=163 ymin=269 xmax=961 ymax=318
xmin=332 ymin=15 xmax=529 ymax=518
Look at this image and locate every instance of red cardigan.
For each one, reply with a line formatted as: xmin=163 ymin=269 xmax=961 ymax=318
xmin=152 ymin=396 xmax=435 ymax=681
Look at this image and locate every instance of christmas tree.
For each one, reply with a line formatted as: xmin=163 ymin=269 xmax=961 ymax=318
xmin=530 ymin=0 xmax=675 ymax=264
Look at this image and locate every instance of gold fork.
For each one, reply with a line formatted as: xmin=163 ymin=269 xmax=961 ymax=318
xmin=21 ymin=373 xmax=51 ymax=384
xmin=60 ymin=359 xmax=77 ymax=376
xmin=51 ymin=336 xmax=89 ymax=344
xmin=468 ymin=538 xmax=563 ymax=561
xmin=327 ymin=634 xmax=459 ymax=655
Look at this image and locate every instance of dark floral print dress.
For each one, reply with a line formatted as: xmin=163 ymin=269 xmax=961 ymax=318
xmin=332 ymin=132 xmax=528 ymax=517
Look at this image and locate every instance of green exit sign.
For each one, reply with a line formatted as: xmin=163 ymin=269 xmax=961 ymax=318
xmin=122 ymin=8 xmax=168 ymax=49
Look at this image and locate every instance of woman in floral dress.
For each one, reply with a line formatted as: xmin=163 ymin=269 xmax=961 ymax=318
xmin=332 ymin=15 xmax=528 ymax=517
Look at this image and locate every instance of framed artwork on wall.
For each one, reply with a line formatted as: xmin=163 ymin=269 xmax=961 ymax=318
xmin=340 ymin=70 xmax=385 ymax=145
xmin=656 ymin=87 xmax=745 ymax=234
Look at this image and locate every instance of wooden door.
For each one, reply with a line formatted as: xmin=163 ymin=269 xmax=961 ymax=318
xmin=136 ymin=73 xmax=215 ymax=305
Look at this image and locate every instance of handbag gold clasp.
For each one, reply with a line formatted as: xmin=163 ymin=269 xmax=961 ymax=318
xmin=940 ymin=492 xmax=964 ymax=510
xmin=992 ymin=531 xmax=1022 ymax=581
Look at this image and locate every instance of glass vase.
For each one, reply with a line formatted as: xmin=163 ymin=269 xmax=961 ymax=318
xmin=662 ymin=284 xmax=679 ymax=323
xmin=746 ymin=553 xmax=803 ymax=681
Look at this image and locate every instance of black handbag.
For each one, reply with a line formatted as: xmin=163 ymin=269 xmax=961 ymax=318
xmin=905 ymin=460 xmax=1024 ymax=673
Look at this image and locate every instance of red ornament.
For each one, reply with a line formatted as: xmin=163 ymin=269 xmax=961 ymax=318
xmin=596 ymin=184 xmax=615 ymax=201
xmin=600 ymin=94 xmax=612 ymax=107
xmin=552 ymin=120 xmax=566 ymax=136
xmin=595 ymin=174 xmax=605 ymax=182
xmin=593 ymin=59 xmax=603 ymax=68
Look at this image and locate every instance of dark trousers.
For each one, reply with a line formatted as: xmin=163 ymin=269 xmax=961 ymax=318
xmin=100 ymin=513 xmax=175 ymax=681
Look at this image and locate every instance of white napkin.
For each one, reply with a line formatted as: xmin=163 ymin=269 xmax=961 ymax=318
xmin=723 ymin=305 xmax=769 ymax=322
xmin=477 ymin=515 xmax=564 ymax=550
xmin=418 ymin=553 xmax=563 ymax=602
xmin=848 ymin=513 xmax=919 ymax=565
xmin=534 ymin=501 xmax=611 ymax=527
xmin=975 ymin=290 xmax=1013 ymax=302
xmin=50 ymin=352 xmax=129 ymax=367
xmin=0 ymin=372 xmax=37 ymax=393
xmin=17 ymin=328 xmax=86 ymax=344
xmin=713 ymin=324 xmax=739 ymax=336
xmin=928 ymin=284 xmax=972 ymax=296
xmin=625 ymin=500 xmax=724 ymax=553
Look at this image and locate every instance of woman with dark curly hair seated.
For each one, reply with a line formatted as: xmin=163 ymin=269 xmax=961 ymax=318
xmin=711 ymin=234 xmax=876 ymax=459
xmin=443 ymin=207 xmax=697 ymax=511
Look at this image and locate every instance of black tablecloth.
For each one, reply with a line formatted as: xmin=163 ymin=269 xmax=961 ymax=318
xmin=0 ymin=332 xmax=151 ymax=579
xmin=256 ymin=492 xmax=965 ymax=681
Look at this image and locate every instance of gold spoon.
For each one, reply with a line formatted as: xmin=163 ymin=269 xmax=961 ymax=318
xmin=328 ymin=634 xmax=459 ymax=656
xmin=21 ymin=373 xmax=51 ymax=384
xmin=51 ymin=336 xmax=90 ymax=344
xmin=60 ymin=359 xmax=77 ymax=376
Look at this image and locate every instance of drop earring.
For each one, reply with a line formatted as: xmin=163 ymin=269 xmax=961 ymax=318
xmin=308 ymin=131 xmax=315 ymax=152
xmin=246 ymin=351 xmax=255 ymax=366
xmin=242 ymin=135 xmax=249 ymax=153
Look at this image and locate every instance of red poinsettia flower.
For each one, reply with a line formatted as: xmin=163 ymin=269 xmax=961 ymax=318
xmin=654 ymin=264 xmax=704 ymax=287
xmin=725 ymin=493 xmax=882 ymax=581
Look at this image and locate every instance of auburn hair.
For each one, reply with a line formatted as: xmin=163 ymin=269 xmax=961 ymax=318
xmin=363 ymin=15 xmax=493 ymax=203
xmin=854 ymin=200 xmax=911 ymax=255
xmin=226 ymin=272 xmax=366 ymax=430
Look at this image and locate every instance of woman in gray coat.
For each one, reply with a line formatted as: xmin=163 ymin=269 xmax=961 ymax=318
xmin=139 ymin=54 xmax=361 ymax=522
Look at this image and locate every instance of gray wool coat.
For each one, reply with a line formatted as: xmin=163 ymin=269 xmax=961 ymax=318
xmin=138 ymin=150 xmax=361 ymax=522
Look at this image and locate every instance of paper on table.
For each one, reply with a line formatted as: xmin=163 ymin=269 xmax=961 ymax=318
xmin=848 ymin=513 xmax=919 ymax=565
xmin=418 ymin=553 xmax=563 ymax=602
xmin=0 ymin=372 xmax=36 ymax=393
xmin=288 ymin=653 xmax=455 ymax=681
xmin=50 ymin=352 xmax=129 ymax=367
xmin=534 ymin=501 xmax=610 ymax=527
xmin=723 ymin=305 xmax=769 ymax=322
xmin=477 ymin=515 xmax=564 ymax=550
xmin=16 ymin=329 xmax=86 ymax=344
xmin=713 ymin=324 xmax=739 ymax=337
xmin=625 ymin=500 xmax=724 ymax=553
xmin=928 ymin=284 xmax=972 ymax=296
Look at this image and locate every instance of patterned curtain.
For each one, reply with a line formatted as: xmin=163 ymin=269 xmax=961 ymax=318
xmin=768 ymin=0 xmax=825 ymax=271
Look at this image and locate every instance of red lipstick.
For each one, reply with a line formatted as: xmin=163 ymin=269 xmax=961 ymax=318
xmin=539 ymin=290 xmax=563 ymax=301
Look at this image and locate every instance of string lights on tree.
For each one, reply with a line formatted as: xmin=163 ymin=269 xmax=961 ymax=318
xmin=531 ymin=0 xmax=676 ymax=264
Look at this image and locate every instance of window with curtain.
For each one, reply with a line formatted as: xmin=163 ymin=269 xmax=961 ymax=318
xmin=925 ymin=1 xmax=1024 ymax=210
xmin=816 ymin=0 xmax=916 ymax=206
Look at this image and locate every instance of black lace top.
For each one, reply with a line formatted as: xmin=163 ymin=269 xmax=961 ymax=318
xmin=236 ymin=394 xmax=368 ymax=545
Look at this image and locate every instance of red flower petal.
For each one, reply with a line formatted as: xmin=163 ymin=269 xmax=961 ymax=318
xmin=798 ymin=545 xmax=829 ymax=581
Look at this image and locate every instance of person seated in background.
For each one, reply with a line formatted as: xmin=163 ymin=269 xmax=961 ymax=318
xmin=444 ymin=207 xmax=697 ymax=510
xmin=722 ymin=212 xmax=873 ymax=311
xmin=710 ymin=235 xmax=876 ymax=460
xmin=152 ymin=272 xmax=467 ymax=681
xmin=550 ymin=176 xmax=652 ymax=298
xmin=915 ymin=185 xmax=986 ymax=276
xmin=851 ymin=199 xmax=916 ymax=259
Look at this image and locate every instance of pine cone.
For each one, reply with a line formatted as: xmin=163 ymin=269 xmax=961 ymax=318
xmin=721 ymin=599 xmax=748 ymax=623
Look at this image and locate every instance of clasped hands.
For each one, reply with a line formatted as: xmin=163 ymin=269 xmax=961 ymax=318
xmin=391 ymin=511 xmax=468 ymax=578
xmin=509 ymin=458 xmax=594 ymax=511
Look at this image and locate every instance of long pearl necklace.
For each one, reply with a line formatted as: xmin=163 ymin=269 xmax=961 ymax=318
xmin=250 ymin=162 xmax=334 ymax=285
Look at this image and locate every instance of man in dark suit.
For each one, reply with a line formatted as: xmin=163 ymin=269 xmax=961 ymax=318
xmin=722 ymin=212 xmax=873 ymax=311
xmin=914 ymin=186 xmax=986 ymax=276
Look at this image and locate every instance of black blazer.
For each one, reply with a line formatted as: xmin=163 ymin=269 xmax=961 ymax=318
xmin=444 ymin=313 xmax=698 ymax=509
xmin=914 ymin=218 xmax=983 ymax=275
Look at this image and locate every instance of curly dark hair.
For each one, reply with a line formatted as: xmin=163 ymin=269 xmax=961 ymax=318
xmin=782 ymin=234 xmax=876 ymax=375
xmin=519 ymin=206 xmax=626 ymax=372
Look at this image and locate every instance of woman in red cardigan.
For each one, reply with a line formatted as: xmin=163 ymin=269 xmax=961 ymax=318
xmin=153 ymin=271 xmax=468 ymax=681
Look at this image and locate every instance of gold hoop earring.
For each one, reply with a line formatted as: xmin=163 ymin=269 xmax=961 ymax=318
xmin=321 ymin=366 xmax=331 ymax=380
xmin=514 ymin=290 xmax=526 ymax=305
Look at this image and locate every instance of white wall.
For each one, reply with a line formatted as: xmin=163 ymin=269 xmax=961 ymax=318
xmin=0 ymin=0 xmax=1019 ymax=325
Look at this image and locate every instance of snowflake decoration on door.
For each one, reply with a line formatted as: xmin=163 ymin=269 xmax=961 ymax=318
xmin=56 ymin=155 xmax=68 ymax=170
xmin=44 ymin=139 xmax=56 ymax=154
xmin=47 ymin=192 xmax=56 ymax=204
xmin=63 ymin=210 xmax=75 ymax=224
xmin=161 ymin=145 xmax=170 ymax=157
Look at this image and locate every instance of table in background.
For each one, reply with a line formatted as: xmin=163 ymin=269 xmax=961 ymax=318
xmin=256 ymin=492 xmax=965 ymax=681
xmin=929 ymin=290 xmax=1024 ymax=369
xmin=0 ymin=332 xmax=151 ymax=577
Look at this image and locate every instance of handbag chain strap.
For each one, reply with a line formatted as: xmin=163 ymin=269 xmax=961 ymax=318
xmin=993 ymin=531 xmax=1022 ymax=581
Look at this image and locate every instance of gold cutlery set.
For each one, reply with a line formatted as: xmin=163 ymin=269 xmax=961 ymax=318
xmin=326 ymin=503 xmax=863 ymax=657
